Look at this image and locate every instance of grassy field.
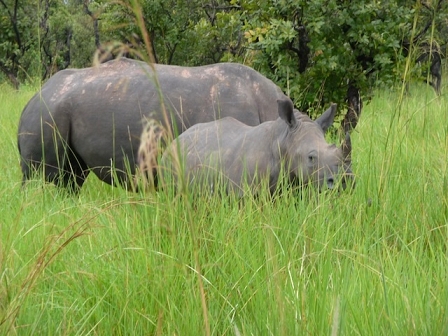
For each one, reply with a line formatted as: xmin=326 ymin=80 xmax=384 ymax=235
xmin=1 ymin=80 xmax=447 ymax=335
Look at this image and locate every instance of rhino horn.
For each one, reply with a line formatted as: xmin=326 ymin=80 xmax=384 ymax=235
xmin=342 ymin=132 xmax=352 ymax=163
xmin=341 ymin=131 xmax=355 ymax=189
xmin=316 ymin=103 xmax=337 ymax=133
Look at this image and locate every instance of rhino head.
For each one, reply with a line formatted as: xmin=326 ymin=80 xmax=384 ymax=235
xmin=278 ymin=100 xmax=353 ymax=191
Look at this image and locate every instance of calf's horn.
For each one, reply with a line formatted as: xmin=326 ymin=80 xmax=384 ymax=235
xmin=342 ymin=132 xmax=352 ymax=163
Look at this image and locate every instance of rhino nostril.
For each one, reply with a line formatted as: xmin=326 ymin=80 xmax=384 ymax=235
xmin=327 ymin=177 xmax=334 ymax=189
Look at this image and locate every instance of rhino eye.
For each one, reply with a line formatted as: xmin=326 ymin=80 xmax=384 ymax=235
xmin=308 ymin=155 xmax=316 ymax=164
xmin=306 ymin=150 xmax=317 ymax=165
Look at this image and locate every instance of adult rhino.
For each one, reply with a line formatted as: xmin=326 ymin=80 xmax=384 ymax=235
xmin=18 ymin=58 xmax=289 ymax=191
xmin=159 ymin=98 xmax=353 ymax=195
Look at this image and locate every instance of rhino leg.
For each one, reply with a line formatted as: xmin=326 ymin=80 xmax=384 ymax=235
xmin=59 ymin=147 xmax=90 ymax=192
xmin=20 ymin=145 xmax=89 ymax=193
xmin=19 ymin=122 xmax=89 ymax=192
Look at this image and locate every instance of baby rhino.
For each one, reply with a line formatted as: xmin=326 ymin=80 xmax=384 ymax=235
xmin=160 ymin=98 xmax=352 ymax=195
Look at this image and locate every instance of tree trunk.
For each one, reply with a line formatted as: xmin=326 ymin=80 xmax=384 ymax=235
xmin=0 ymin=60 xmax=19 ymax=89
xmin=84 ymin=1 xmax=100 ymax=48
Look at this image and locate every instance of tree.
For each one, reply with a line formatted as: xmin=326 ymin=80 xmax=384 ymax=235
xmin=1 ymin=0 xmax=446 ymax=120
xmin=98 ymin=0 xmax=445 ymax=127
xmin=0 ymin=0 xmax=37 ymax=88
xmin=99 ymin=0 xmax=213 ymax=64
xmin=68 ymin=0 xmax=97 ymax=68
xmin=0 ymin=0 xmax=100 ymax=87
xmin=39 ymin=0 xmax=73 ymax=78
xmin=242 ymin=1 xmax=414 ymax=119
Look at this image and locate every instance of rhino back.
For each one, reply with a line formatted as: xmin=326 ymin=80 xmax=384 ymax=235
xmin=56 ymin=59 xmax=284 ymax=128
xmin=65 ymin=60 xmax=285 ymax=176
xmin=162 ymin=117 xmax=281 ymax=192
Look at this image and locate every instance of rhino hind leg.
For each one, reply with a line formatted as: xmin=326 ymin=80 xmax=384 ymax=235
xmin=20 ymin=145 xmax=89 ymax=193
xmin=58 ymin=147 xmax=90 ymax=192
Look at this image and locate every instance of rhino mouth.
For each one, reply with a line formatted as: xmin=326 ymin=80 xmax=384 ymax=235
xmin=288 ymin=172 xmax=355 ymax=193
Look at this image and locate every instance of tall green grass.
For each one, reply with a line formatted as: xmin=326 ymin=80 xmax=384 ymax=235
xmin=1 ymin=81 xmax=447 ymax=335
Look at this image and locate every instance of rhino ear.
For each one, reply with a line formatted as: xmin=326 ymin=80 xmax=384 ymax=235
xmin=316 ymin=103 xmax=337 ymax=133
xmin=277 ymin=98 xmax=297 ymax=128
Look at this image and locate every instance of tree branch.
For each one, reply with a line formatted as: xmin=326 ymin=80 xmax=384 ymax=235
xmin=0 ymin=0 xmax=23 ymax=51
xmin=0 ymin=59 xmax=19 ymax=89
xmin=84 ymin=0 xmax=100 ymax=48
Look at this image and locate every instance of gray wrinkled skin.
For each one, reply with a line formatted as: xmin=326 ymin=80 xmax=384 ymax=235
xmin=160 ymin=99 xmax=353 ymax=195
xmin=17 ymin=58 xmax=289 ymax=191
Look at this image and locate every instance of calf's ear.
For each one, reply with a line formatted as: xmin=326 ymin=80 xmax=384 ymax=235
xmin=316 ymin=103 xmax=337 ymax=133
xmin=277 ymin=98 xmax=297 ymax=128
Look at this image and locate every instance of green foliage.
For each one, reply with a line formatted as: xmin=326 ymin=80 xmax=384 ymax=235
xmin=69 ymin=13 xmax=96 ymax=68
xmin=0 ymin=0 xmax=100 ymax=87
xmin=0 ymin=0 xmax=39 ymax=85
xmin=38 ymin=0 xmax=73 ymax=78
xmin=241 ymin=0 xmax=416 ymax=113
xmin=95 ymin=0 xmax=446 ymax=116
xmin=99 ymin=0 xmax=244 ymax=65
xmin=0 ymin=0 xmax=446 ymax=115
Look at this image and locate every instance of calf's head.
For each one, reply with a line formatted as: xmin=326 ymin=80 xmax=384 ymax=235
xmin=277 ymin=99 xmax=353 ymax=190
